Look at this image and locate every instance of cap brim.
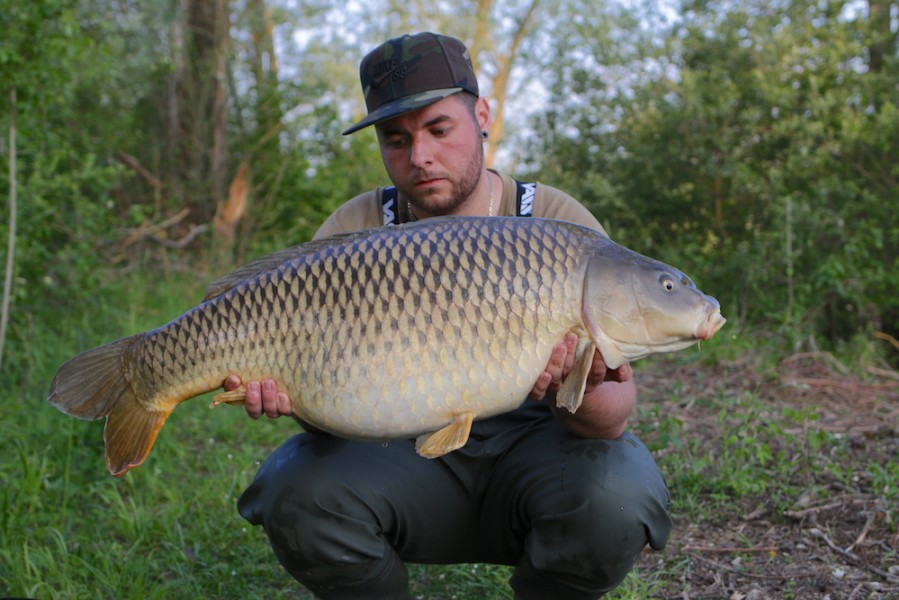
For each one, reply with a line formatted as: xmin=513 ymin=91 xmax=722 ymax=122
xmin=342 ymin=87 xmax=464 ymax=135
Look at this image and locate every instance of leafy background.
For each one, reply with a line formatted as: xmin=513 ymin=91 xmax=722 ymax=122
xmin=1 ymin=0 xmax=896 ymax=597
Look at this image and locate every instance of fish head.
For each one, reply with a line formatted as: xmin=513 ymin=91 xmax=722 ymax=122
xmin=581 ymin=243 xmax=726 ymax=369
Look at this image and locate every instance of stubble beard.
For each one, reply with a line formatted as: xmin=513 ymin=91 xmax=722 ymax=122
xmin=404 ymin=146 xmax=484 ymax=217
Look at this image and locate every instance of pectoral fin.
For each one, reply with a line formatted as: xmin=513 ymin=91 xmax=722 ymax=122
xmin=556 ymin=338 xmax=596 ymax=414
xmin=210 ymin=387 xmax=247 ymax=407
xmin=415 ymin=412 xmax=476 ymax=458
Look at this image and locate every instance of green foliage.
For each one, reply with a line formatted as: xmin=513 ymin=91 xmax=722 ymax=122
xmin=528 ymin=0 xmax=899 ymax=349
xmin=2 ymin=1 xmax=898 ymax=594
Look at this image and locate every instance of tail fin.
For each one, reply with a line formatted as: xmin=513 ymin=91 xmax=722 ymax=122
xmin=48 ymin=336 xmax=173 ymax=477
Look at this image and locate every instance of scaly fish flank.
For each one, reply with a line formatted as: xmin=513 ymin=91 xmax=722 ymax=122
xmin=48 ymin=217 xmax=726 ymax=477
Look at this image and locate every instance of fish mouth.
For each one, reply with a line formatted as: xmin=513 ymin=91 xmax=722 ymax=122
xmin=695 ymin=310 xmax=726 ymax=341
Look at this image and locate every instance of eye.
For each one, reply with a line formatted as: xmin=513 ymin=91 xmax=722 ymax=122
xmin=660 ymin=275 xmax=676 ymax=292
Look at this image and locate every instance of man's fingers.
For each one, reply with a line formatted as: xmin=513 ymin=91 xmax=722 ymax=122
xmin=548 ymin=341 xmax=569 ymax=387
xmin=241 ymin=378 xmax=292 ymax=419
xmin=561 ymin=332 xmax=577 ymax=374
xmin=606 ymin=363 xmax=633 ymax=383
xmin=277 ymin=392 xmax=292 ymax=416
xmin=588 ymin=349 xmax=608 ymax=384
xmin=262 ymin=379 xmax=281 ymax=418
xmin=223 ymin=374 xmax=241 ymax=392
xmin=245 ymin=380 xmax=263 ymax=420
xmin=530 ymin=371 xmax=553 ymax=401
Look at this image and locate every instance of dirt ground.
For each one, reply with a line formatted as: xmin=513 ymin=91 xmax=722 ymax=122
xmin=632 ymin=350 xmax=899 ymax=600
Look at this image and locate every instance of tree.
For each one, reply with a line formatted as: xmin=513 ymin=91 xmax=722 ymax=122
xmin=527 ymin=0 xmax=899 ymax=344
xmin=171 ymin=0 xmax=232 ymax=229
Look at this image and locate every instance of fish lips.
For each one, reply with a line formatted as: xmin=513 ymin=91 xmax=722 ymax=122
xmin=695 ymin=307 xmax=727 ymax=341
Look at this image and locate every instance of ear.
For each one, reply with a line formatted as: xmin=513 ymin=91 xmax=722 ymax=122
xmin=475 ymin=96 xmax=491 ymax=134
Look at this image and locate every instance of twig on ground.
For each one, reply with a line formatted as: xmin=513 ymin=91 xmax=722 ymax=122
xmin=866 ymin=365 xmax=899 ymax=381
xmin=682 ymin=545 xmax=778 ymax=554
xmin=782 ymin=377 xmax=899 ymax=391
xmin=781 ymin=351 xmax=852 ymax=376
xmin=685 ymin=553 xmax=798 ymax=581
xmin=847 ymin=512 xmax=877 ymax=553
xmin=808 ymin=528 xmax=899 ymax=584
xmin=784 ymin=501 xmax=844 ymax=519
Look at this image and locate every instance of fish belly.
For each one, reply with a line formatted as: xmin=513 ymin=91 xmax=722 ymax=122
xmin=207 ymin=220 xmax=589 ymax=438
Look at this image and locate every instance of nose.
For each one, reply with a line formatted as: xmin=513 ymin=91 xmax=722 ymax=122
xmin=409 ymin=136 xmax=435 ymax=168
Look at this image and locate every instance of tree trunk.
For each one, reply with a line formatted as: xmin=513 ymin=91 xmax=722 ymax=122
xmin=867 ymin=0 xmax=895 ymax=73
xmin=482 ymin=0 xmax=542 ymax=168
xmin=172 ymin=0 xmax=231 ymax=229
xmin=245 ymin=0 xmax=284 ymax=211
xmin=469 ymin=0 xmax=494 ymax=75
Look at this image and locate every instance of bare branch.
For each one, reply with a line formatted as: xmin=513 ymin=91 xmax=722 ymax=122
xmin=115 ymin=150 xmax=164 ymax=190
xmin=0 ymin=88 xmax=17 ymax=368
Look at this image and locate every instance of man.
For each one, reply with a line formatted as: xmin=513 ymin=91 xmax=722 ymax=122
xmin=232 ymin=32 xmax=671 ymax=599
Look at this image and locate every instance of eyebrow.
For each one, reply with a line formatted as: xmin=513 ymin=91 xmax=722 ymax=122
xmin=423 ymin=114 xmax=453 ymax=128
xmin=379 ymin=114 xmax=454 ymax=136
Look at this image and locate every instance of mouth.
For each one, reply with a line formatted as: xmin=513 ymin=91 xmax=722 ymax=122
xmin=414 ymin=177 xmax=444 ymax=190
xmin=695 ymin=310 xmax=727 ymax=341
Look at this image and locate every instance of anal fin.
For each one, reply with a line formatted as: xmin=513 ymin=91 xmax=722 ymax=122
xmin=415 ymin=412 xmax=476 ymax=458
xmin=556 ymin=338 xmax=596 ymax=414
xmin=210 ymin=387 xmax=247 ymax=408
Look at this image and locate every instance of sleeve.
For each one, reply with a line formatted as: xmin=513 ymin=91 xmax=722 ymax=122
xmin=532 ymin=184 xmax=609 ymax=237
xmin=313 ymin=191 xmax=386 ymax=240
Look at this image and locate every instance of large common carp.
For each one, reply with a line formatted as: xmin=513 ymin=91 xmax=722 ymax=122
xmin=49 ymin=216 xmax=725 ymax=477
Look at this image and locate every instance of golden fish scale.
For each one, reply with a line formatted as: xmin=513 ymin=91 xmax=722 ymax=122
xmin=126 ymin=219 xmax=593 ymax=439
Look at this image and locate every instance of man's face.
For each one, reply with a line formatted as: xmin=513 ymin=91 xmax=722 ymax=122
xmin=375 ymin=94 xmax=489 ymax=217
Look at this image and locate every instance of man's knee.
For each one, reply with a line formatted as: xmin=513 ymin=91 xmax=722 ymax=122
xmin=240 ymin=434 xmax=385 ymax=565
xmin=517 ymin=433 xmax=671 ymax=597
xmin=238 ymin=434 xmax=412 ymax=598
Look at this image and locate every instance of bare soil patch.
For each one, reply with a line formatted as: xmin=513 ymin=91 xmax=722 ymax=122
xmin=633 ymin=352 xmax=899 ymax=599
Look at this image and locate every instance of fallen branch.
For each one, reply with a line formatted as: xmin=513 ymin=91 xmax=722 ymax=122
xmin=685 ymin=553 xmax=800 ymax=581
xmin=782 ymin=377 xmax=899 ymax=391
xmin=682 ymin=545 xmax=778 ymax=554
xmin=867 ymin=365 xmax=899 ymax=382
xmin=781 ymin=351 xmax=851 ymax=376
xmin=846 ymin=512 xmax=877 ymax=553
xmin=783 ymin=500 xmax=845 ymax=519
xmin=808 ymin=527 xmax=899 ymax=583
xmin=848 ymin=582 xmax=899 ymax=600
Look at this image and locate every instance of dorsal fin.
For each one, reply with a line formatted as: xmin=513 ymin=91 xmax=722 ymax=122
xmin=202 ymin=230 xmax=372 ymax=301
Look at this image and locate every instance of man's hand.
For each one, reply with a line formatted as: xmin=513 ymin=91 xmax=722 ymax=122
xmin=529 ymin=332 xmax=633 ymax=401
xmin=223 ymin=375 xmax=293 ymax=420
xmin=530 ymin=332 xmax=636 ymax=440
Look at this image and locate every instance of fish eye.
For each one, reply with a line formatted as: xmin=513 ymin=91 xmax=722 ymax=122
xmin=660 ymin=275 xmax=676 ymax=292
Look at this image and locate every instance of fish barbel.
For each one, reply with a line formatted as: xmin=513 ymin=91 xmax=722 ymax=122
xmin=48 ymin=216 xmax=725 ymax=477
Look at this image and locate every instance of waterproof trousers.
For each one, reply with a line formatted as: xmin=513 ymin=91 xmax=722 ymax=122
xmin=238 ymin=399 xmax=671 ymax=599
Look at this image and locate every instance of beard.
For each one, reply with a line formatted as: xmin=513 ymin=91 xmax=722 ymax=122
xmin=402 ymin=146 xmax=484 ymax=217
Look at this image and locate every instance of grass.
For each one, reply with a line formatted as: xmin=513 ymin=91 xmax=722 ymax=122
xmin=1 ymin=270 xmax=894 ymax=599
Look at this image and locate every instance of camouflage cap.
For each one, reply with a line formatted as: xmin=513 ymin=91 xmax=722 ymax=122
xmin=342 ymin=32 xmax=479 ymax=135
